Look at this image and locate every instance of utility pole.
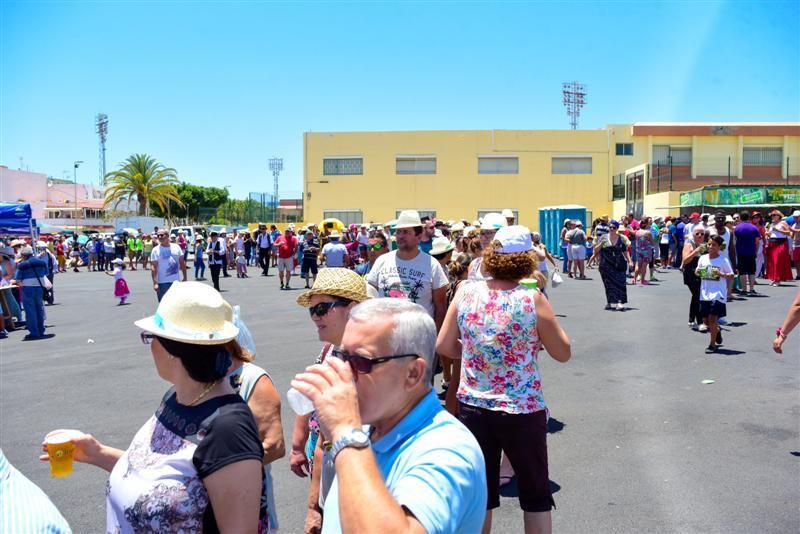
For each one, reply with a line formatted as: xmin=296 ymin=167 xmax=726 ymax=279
xmin=73 ymin=161 xmax=84 ymax=235
xmin=269 ymin=157 xmax=283 ymax=222
xmin=562 ymin=82 xmax=587 ymax=130
xmin=96 ymin=113 xmax=109 ymax=184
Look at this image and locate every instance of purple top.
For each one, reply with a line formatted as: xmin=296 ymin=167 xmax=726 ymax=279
xmin=734 ymin=222 xmax=761 ymax=256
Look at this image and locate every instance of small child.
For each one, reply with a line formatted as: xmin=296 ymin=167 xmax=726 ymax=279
xmin=236 ymin=249 xmax=248 ymax=278
xmin=106 ymin=258 xmax=130 ymax=305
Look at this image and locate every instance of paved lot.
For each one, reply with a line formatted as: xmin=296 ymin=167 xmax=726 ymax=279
xmin=2 ymin=265 xmax=799 ymax=533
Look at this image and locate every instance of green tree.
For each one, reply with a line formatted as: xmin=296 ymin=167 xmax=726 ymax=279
xmin=104 ymin=154 xmax=183 ymax=216
xmin=152 ymin=183 xmax=229 ymax=221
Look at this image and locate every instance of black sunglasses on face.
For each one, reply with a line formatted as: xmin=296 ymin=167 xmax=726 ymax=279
xmin=330 ymin=348 xmax=418 ymax=374
xmin=140 ymin=332 xmax=156 ymax=345
xmin=308 ymin=300 xmax=350 ymax=318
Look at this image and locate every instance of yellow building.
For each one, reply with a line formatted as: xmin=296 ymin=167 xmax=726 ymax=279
xmin=303 ymin=123 xmax=800 ymax=230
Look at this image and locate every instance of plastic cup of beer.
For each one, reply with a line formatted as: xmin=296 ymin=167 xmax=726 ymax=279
xmin=44 ymin=430 xmax=83 ymax=477
xmin=520 ymin=278 xmax=538 ymax=290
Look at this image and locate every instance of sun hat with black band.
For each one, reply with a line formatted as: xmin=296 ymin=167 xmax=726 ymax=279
xmin=296 ymin=267 xmax=369 ymax=307
xmin=135 ymin=281 xmax=239 ymax=345
xmin=430 ymin=236 xmax=455 ymax=256
xmin=494 ymin=225 xmax=533 ymax=254
xmin=394 ymin=210 xmax=423 ymax=229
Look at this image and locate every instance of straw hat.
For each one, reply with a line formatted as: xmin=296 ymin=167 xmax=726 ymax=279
xmin=430 ymin=237 xmax=455 ymax=256
xmin=296 ymin=268 xmax=369 ymax=307
xmin=482 ymin=212 xmax=508 ymax=230
xmin=329 ymin=230 xmax=341 ymax=239
xmin=450 ymin=222 xmax=465 ymax=232
xmin=395 ymin=210 xmax=423 ymax=229
xmin=134 ymin=282 xmax=239 ymax=345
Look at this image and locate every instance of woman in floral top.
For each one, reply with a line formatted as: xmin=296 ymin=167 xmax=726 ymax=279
xmin=437 ymin=225 xmax=571 ymax=534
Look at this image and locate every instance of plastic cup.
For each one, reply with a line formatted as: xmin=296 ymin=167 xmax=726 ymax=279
xmin=44 ymin=430 xmax=83 ymax=477
xmin=520 ymin=278 xmax=538 ymax=290
xmin=287 ymin=388 xmax=315 ymax=415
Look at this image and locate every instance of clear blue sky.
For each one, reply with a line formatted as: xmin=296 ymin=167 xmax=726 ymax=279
xmin=2 ymin=1 xmax=799 ymax=199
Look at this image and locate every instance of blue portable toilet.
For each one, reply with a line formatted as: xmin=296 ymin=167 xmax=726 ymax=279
xmin=538 ymin=204 xmax=587 ymax=255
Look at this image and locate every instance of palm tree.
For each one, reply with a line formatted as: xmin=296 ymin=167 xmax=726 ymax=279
xmin=103 ymin=154 xmax=183 ymax=216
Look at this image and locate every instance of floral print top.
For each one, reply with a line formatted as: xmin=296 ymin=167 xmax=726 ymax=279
xmin=456 ymin=282 xmax=547 ymax=414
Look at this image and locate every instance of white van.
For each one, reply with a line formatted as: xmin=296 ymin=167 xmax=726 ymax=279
xmin=170 ymin=226 xmax=207 ymax=255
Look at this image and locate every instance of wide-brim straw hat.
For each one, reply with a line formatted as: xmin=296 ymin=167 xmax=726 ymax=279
xmin=135 ymin=282 xmax=239 ymax=345
xmin=296 ymin=268 xmax=369 ymax=307
xmin=394 ymin=210 xmax=423 ymax=229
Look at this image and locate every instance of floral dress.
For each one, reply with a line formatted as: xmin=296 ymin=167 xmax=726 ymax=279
xmin=456 ymin=282 xmax=546 ymax=414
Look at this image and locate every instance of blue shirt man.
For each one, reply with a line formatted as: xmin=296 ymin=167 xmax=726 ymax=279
xmin=14 ymin=249 xmax=49 ymax=338
xmin=322 ymin=390 xmax=487 ymax=534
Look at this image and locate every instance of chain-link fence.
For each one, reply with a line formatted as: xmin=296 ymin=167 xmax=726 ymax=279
xmin=196 ymin=190 xmax=304 ymax=226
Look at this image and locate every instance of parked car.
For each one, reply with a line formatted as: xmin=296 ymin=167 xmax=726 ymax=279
xmin=169 ymin=225 xmax=207 ymax=254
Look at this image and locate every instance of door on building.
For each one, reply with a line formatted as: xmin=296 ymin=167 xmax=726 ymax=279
xmin=626 ymin=171 xmax=644 ymax=219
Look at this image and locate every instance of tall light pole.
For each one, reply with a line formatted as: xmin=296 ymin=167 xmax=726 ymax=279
xmin=73 ymin=161 xmax=83 ymax=235
xmin=268 ymin=157 xmax=283 ymax=222
xmin=96 ymin=114 xmax=109 ymax=184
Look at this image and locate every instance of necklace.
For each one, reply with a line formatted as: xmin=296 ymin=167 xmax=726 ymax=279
xmin=188 ymin=379 xmax=220 ymax=406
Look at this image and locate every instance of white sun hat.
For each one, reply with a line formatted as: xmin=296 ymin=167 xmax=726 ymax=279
xmin=501 ymin=209 xmax=515 ymax=219
xmin=430 ymin=236 xmax=455 ymax=256
xmin=481 ymin=212 xmax=508 ymax=230
xmin=450 ymin=222 xmax=465 ymax=232
xmin=394 ymin=210 xmax=423 ymax=229
xmin=134 ymin=282 xmax=239 ymax=345
xmin=495 ymin=225 xmax=533 ymax=254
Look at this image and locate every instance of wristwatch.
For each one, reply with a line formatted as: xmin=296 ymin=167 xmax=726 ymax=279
xmin=330 ymin=428 xmax=371 ymax=462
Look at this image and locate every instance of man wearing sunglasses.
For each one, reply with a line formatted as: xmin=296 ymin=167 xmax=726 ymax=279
xmin=291 ymin=298 xmax=487 ymax=534
xmin=354 ymin=233 xmax=388 ymax=276
xmin=150 ymin=230 xmax=187 ymax=302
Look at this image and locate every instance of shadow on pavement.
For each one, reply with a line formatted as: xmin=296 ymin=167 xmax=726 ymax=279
xmin=714 ymin=348 xmax=746 ymax=356
xmin=500 ymin=478 xmax=561 ymax=498
xmin=548 ymin=417 xmax=565 ymax=434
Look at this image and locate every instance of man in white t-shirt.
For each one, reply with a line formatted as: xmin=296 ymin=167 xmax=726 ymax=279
xmin=150 ymin=230 xmax=187 ymax=301
xmin=367 ymin=210 xmax=448 ymax=329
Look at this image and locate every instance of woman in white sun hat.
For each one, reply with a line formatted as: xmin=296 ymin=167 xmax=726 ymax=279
xmin=42 ymin=282 xmax=268 ymax=532
xmin=468 ymin=212 xmax=507 ymax=280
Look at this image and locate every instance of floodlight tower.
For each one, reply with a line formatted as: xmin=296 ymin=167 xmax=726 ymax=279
xmin=96 ymin=113 xmax=109 ymax=183
xmin=268 ymin=157 xmax=283 ymax=221
xmin=562 ymin=82 xmax=587 ymax=130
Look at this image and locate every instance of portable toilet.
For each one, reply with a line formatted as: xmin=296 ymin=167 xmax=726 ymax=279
xmin=538 ymin=204 xmax=587 ymax=254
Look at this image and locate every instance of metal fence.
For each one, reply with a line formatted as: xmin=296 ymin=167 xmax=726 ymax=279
xmin=647 ymin=156 xmax=797 ymax=194
xmin=195 ymin=191 xmax=304 ymax=226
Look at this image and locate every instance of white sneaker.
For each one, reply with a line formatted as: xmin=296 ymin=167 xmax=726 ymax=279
xmin=699 ymin=324 xmax=708 ymax=333
xmin=616 ymin=302 xmax=625 ymax=311
xmin=688 ymin=321 xmax=698 ymax=330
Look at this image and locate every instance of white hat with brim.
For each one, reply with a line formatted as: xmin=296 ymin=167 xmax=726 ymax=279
xmin=430 ymin=237 xmax=455 ymax=256
xmin=450 ymin=222 xmax=465 ymax=232
xmin=501 ymin=209 xmax=515 ymax=219
xmin=329 ymin=230 xmax=341 ymax=239
xmin=111 ymin=258 xmax=124 ymax=265
xmin=793 ymin=210 xmax=800 ymax=218
xmin=481 ymin=212 xmax=508 ymax=230
xmin=495 ymin=225 xmax=533 ymax=253
xmin=134 ymin=282 xmax=239 ymax=345
xmin=394 ymin=210 xmax=423 ymax=229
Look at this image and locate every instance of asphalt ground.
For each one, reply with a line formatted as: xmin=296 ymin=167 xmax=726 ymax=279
xmin=1 ymin=264 xmax=799 ymax=533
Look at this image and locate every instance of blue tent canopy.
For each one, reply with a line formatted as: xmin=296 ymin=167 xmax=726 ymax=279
xmin=0 ymin=203 xmax=33 ymax=233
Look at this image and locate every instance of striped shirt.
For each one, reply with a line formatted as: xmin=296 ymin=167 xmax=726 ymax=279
xmin=0 ymin=448 xmax=71 ymax=533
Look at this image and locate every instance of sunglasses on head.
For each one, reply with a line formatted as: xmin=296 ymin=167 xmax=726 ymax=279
xmin=330 ymin=348 xmax=418 ymax=374
xmin=309 ymin=300 xmax=350 ymax=317
xmin=140 ymin=332 xmax=156 ymax=345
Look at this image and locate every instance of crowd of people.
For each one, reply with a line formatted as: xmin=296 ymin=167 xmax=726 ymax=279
xmin=1 ymin=207 xmax=797 ymax=533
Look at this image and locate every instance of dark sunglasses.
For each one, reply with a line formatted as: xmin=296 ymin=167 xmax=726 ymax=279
xmin=309 ymin=300 xmax=350 ymax=317
xmin=140 ymin=332 xmax=156 ymax=345
xmin=331 ymin=348 xmax=418 ymax=374
xmin=368 ymin=243 xmax=384 ymax=251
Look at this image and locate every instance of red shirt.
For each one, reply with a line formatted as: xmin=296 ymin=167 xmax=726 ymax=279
xmin=275 ymin=235 xmax=298 ymax=258
xmin=56 ymin=243 xmax=64 ymax=257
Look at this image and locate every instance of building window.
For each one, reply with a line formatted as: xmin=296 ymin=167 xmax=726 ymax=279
xmin=477 ymin=209 xmax=518 ymax=221
xmin=552 ymin=156 xmax=592 ymax=174
xmin=395 ymin=209 xmax=436 ymax=220
xmin=323 ymin=157 xmax=363 ymax=176
xmin=396 ymin=156 xmax=436 ymax=174
xmin=612 ymin=173 xmax=625 ymax=200
xmin=653 ymin=145 xmax=692 ymax=165
xmin=615 ymin=143 xmax=633 ymax=156
xmin=323 ymin=210 xmax=363 ymax=225
xmin=478 ymin=156 xmax=518 ymax=174
xmin=743 ymin=147 xmax=782 ymax=166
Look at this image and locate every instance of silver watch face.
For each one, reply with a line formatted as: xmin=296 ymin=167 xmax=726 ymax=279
xmin=347 ymin=429 xmax=370 ymax=447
